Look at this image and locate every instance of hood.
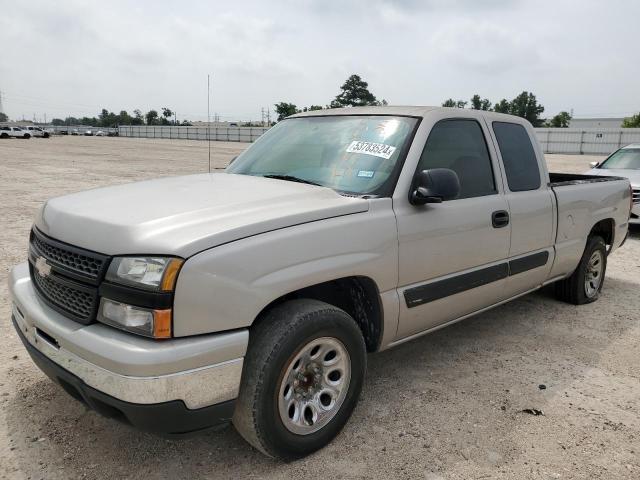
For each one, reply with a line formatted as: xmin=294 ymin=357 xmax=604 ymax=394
xmin=35 ymin=173 xmax=369 ymax=257
xmin=586 ymin=168 xmax=640 ymax=187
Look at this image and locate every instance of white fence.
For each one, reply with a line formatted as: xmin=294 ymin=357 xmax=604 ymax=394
xmin=118 ymin=125 xmax=269 ymax=143
xmin=117 ymin=125 xmax=640 ymax=155
xmin=534 ymin=128 xmax=640 ymax=155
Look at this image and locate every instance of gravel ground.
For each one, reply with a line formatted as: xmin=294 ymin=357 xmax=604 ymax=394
xmin=0 ymin=137 xmax=638 ymax=480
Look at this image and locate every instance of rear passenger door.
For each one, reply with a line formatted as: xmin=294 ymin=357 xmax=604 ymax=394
xmin=394 ymin=117 xmax=511 ymax=339
xmin=488 ymin=121 xmax=554 ymax=296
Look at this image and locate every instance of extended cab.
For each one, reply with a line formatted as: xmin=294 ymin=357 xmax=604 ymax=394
xmin=8 ymin=107 xmax=632 ymax=459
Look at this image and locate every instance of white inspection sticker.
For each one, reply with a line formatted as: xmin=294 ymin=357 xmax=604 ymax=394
xmin=346 ymin=141 xmax=397 ymax=160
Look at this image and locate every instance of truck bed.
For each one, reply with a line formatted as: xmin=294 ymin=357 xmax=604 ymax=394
xmin=549 ymin=172 xmax=626 ymax=187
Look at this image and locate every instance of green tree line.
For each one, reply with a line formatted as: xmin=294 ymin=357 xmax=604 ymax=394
xmin=51 ymin=107 xmax=192 ymax=127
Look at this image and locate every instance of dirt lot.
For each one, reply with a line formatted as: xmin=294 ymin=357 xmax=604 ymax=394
xmin=1 ymin=137 xmax=638 ymax=480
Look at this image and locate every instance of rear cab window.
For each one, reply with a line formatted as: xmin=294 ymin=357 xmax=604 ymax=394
xmin=492 ymin=122 xmax=541 ymax=191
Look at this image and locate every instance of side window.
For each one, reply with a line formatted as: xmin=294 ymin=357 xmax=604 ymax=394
xmin=417 ymin=119 xmax=496 ymax=199
xmin=492 ymin=122 xmax=541 ymax=191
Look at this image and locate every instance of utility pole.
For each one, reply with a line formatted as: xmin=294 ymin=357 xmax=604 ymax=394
xmin=207 ymin=74 xmax=211 ymax=173
xmin=0 ymin=90 xmax=4 ymax=117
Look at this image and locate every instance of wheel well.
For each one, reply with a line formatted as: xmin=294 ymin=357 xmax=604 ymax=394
xmin=589 ymin=218 xmax=614 ymax=251
xmin=255 ymin=277 xmax=383 ymax=352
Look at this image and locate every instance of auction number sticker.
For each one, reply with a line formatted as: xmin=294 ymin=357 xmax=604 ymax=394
xmin=346 ymin=141 xmax=397 ymax=160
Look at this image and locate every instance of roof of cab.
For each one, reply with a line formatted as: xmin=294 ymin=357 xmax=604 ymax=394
xmin=289 ymin=105 xmax=530 ymax=124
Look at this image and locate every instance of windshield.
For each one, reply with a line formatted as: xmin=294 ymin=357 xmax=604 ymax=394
xmin=599 ymin=148 xmax=640 ymax=170
xmin=227 ymin=115 xmax=418 ymax=195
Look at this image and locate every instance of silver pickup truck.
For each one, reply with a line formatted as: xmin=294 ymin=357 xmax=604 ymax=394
xmin=9 ymin=107 xmax=632 ymax=459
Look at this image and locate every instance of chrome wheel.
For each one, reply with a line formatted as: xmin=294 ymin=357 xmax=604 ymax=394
xmin=585 ymin=250 xmax=603 ymax=298
xmin=277 ymin=337 xmax=351 ymax=435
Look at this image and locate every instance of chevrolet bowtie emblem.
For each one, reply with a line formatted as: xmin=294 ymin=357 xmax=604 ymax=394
xmin=35 ymin=256 xmax=52 ymax=278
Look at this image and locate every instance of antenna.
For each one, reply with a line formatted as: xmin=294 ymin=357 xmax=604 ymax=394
xmin=207 ymin=74 xmax=211 ymax=173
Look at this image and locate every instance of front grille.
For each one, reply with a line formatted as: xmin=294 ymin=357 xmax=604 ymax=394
xmin=633 ymin=189 xmax=640 ymax=205
xmin=31 ymin=266 xmax=97 ymax=321
xmin=31 ymin=229 xmax=107 ymax=280
xmin=29 ymin=228 xmax=109 ymax=324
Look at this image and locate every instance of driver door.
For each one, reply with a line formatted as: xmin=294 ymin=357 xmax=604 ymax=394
xmin=394 ymin=117 xmax=511 ymax=339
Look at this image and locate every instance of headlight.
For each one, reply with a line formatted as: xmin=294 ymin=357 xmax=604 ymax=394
xmin=100 ymin=256 xmax=183 ymax=339
xmin=106 ymin=257 xmax=183 ymax=291
xmin=98 ymin=298 xmax=171 ymax=338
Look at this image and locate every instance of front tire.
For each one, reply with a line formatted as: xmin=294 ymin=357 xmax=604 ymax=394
xmin=555 ymin=235 xmax=607 ymax=304
xmin=233 ymin=299 xmax=366 ymax=460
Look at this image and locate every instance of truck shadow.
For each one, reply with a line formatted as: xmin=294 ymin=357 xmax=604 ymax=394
xmin=5 ymin=275 xmax=639 ymax=479
xmin=627 ymin=223 xmax=640 ymax=239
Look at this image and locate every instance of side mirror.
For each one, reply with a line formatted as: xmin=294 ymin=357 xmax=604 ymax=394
xmin=589 ymin=161 xmax=600 ymax=168
xmin=410 ymin=168 xmax=460 ymax=205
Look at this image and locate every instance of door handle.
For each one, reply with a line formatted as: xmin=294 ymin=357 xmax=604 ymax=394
xmin=492 ymin=210 xmax=510 ymax=228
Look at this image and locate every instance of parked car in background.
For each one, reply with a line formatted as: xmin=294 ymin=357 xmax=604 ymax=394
xmin=586 ymin=144 xmax=640 ymax=224
xmin=8 ymin=107 xmax=632 ymax=460
xmin=21 ymin=126 xmax=50 ymax=138
xmin=0 ymin=126 xmax=31 ymax=139
xmin=70 ymin=129 xmax=79 ymax=135
xmin=95 ymin=130 xmax=105 ymax=136
xmin=84 ymin=129 xmax=93 ymax=136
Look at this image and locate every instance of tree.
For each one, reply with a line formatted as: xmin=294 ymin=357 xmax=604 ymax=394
xmin=493 ymin=99 xmax=511 ymax=114
xmin=470 ymin=94 xmax=491 ymax=111
xmin=0 ymin=112 xmax=8 ymax=122
xmin=80 ymin=116 xmax=98 ymax=126
xmin=51 ymin=118 xmax=64 ymax=126
xmin=622 ymin=113 xmax=640 ymax=128
xmin=330 ymin=74 xmax=380 ymax=108
xmin=145 ymin=109 xmax=159 ymax=125
xmin=509 ymin=91 xmax=545 ymax=127
xmin=132 ymin=109 xmax=144 ymax=125
xmin=118 ymin=110 xmax=132 ymax=125
xmin=442 ymin=98 xmax=467 ymax=108
xmin=548 ymin=111 xmax=572 ymax=128
xmin=274 ymin=102 xmax=299 ymax=121
xmin=162 ymin=107 xmax=173 ymax=119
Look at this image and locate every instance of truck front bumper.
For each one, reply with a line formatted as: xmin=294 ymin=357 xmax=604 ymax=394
xmin=9 ymin=262 xmax=249 ymax=436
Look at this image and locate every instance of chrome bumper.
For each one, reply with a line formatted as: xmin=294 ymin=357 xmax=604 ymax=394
xmin=9 ymin=262 xmax=248 ymax=409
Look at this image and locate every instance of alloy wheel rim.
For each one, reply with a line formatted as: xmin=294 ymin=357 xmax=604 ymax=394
xmin=585 ymin=250 xmax=603 ymax=298
xmin=277 ymin=337 xmax=351 ymax=435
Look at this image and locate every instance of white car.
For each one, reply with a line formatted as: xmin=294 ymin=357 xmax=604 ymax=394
xmin=95 ymin=130 xmax=105 ymax=136
xmin=0 ymin=126 xmax=31 ymax=139
xmin=20 ymin=126 xmax=50 ymax=138
xmin=586 ymin=143 xmax=640 ymax=225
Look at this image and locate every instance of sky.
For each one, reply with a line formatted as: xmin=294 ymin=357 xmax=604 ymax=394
xmin=1 ymin=0 xmax=639 ymax=122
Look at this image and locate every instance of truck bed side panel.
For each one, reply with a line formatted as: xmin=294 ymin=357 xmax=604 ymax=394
xmin=549 ymin=179 xmax=630 ymax=279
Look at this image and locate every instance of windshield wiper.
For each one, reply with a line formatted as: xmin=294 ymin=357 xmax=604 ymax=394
xmin=261 ymin=174 xmax=322 ymax=186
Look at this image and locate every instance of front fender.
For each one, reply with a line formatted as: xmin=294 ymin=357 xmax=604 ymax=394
xmin=172 ymin=199 xmax=398 ymax=337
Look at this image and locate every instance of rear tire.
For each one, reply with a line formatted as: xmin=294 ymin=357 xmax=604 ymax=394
xmin=554 ymin=235 xmax=607 ymax=305
xmin=0 ymin=133 xmax=8 ymax=139
xmin=23 ymin=134 xmax=31 ymax=139
xmin=233 ymin=299 xmax=366 ymax=460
